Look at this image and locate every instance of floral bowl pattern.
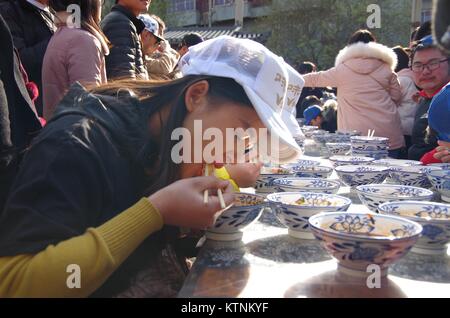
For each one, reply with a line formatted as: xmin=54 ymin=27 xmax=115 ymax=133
xmin=283 ymin=165 xmax=333 ymax=179
xmin=378 ymin=201 xmax=450 ymax=255
xmin=309 ymin=212 xmax=422 ymax=277
xmin=335 ymin=165 xmax=390 ymax=188
xmin=356 ymin=184 xmax=435 ymax=212
xmin=329 ymin=156 xmax=375 ymax=167
xmin=427 ymin=169 xmax=450 ymax=203
xmin=206 ymin=193 xmax=266 ymax=241
xmin=255 ymin=167 xmax=294 ymax=195
xmin=267 ymin=192 xmax=351 ymax=240
xmin=373 ymin=159 xmax=423 ymax=167
xmin=389 ymin=166 xmax=441 ymax=188
xmin=326 ymin=143 xmax=352 ymax=156
xmin=272 ymin=177 xmax=341 ymax=194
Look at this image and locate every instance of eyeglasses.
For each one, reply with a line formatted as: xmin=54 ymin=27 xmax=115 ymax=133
xmin=411 ymin=58 xmax=450 ymax=73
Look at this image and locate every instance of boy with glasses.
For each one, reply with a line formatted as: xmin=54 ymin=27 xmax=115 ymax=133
xmin=408 ymin=35 xmax=450 ymax=161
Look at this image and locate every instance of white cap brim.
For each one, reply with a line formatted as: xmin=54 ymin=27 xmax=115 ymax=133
xmin=243 ymin=85 xmax=302 ymax=163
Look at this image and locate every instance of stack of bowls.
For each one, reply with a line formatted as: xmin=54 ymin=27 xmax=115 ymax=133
xmin=351 ymin=136 xmax=389 ymax=160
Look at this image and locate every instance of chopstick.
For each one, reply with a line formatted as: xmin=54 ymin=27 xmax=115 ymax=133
xmin=203 ymin=164 xmax=227 ymax=209
xmin=367 ymin=129 xmax=376 ymax=138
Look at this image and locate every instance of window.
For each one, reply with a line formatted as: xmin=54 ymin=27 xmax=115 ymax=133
xmin=168 ymin=0 xmax=196 ymax=13
xmin=421 ymin=10 xmax=432 ymax=23
xmin=214 ymin=0 xmax=234 ymax=6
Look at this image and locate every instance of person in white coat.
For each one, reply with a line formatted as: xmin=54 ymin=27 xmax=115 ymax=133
xmin=393 ymin=46 xmax=420 ymax=155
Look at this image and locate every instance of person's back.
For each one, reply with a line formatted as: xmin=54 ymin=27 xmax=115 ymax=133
xmin=304 ymin=30 xmax=405 ymax=153
xmin=101 ymin=2 xmax=148 ymax=80
xmin=0 ymin=0 xmax=55 ymax=116
xmin=42 ymin=27 xmax=107 ymax=120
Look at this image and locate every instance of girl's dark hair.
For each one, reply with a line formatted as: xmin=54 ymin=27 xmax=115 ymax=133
xmin=297 ymin=62 xmax=316 ymax=75
xmin=49 ymin=0 xmax=110 ymax=47
xmin=88 ymin=75 xmax=253 ymax=195
xmin=393 ymin=46 xmax=410 ymax=72
xmin=348 ymin=29 xmax=376 ymax=45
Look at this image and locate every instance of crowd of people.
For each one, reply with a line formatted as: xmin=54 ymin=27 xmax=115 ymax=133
xmin=0 ymin=0 xmax=449 ymax=297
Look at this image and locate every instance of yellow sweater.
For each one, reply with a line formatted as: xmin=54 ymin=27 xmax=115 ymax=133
xmin=0 ymin=199 xmax=163 ymax=298
xmin=0 ymin=167 xmax=239 ymax=298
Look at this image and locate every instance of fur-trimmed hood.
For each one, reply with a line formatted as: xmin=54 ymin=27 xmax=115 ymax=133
xmin=335 ymin=42 xmax=398 ymax=73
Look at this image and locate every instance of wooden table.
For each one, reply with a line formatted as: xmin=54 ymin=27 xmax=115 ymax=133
xmin=178 ymin=157 xmax=450 ymax=298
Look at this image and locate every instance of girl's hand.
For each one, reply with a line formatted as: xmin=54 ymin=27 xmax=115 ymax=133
xmin=148 ymin=177 xmax=235 ymax=229
xmin=225 ymin=163 xmax=263 ymax=188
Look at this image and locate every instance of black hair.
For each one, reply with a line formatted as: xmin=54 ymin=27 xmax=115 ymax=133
xmin=413 ymin=21 xmax=432 ymax=42
xmin=297 ymin=62 xmax=316 ymax=75
xmin=348 ymin=29 xmax=376 ymax=45
xmin=88 ymin=75 xmax=252 ymax=195
xmin=180 ymin=33 xmax=204 ymax=48
xmin=393 ymin=46 xmax=410 ymax=72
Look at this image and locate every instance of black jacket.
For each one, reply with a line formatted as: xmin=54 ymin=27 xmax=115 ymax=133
xmin=101 ymin=5 xmax=148 ymax=80
xmin=0 ymin=83 xmax=174 ymax=297
xmin=408 ymin=97 xmax=438 ymax=161
xmin=0 ymin=0 xmax=55 ymax=115
xmin=0 ymin=14 xmax=41 ymax=212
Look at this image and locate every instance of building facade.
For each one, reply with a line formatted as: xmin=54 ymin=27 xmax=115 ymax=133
xmin=411 ymin=0 xmax=433 ymax=27
xmin=166 ymin=0 xmax=271 ymax=27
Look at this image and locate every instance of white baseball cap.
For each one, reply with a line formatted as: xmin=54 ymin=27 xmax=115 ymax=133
xmin=179 ymin=36 xmax=305 ymax=163
xmin=138 ymin=14 xmax=163 ymax=42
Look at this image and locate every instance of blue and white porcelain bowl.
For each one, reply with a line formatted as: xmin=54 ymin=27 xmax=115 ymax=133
xmin=326 ymin=143 xmax=352 ymax=156
xmin=350 ymin=136 xmax=389 ymax=152
xmin=206 ymin=193 xmax=266 ymax=241
xmin=309 ymin=212 xmax=422 ymax=277
xmin=379 ymin=201 xmax=450 ymax=255
xmin=427 ymin=169 xmax=450 ymax=203
xmin=389 ymin=166 xmax=441 ymax=188
xmin=335 ymin=165 xmax=390 ymax=188
xmin=373 ymin=159 xmax=423 ymax=167
xmin=255 ymin=167 xmax=294 ymax=195
xmin=267 ymin=192 xmax=352 ymax=240
xmin=272 ymin=178 xmax=341 ymax=194
xmin=429 ymin=163 xmax=450 ymax=170
xmin=329 ymin=155 xmax=375 ymax=167
xmin=336 ymin=130 xmax=361 ymax=137
xmin=351 ymin=150 xmax=389 ymax=160
xmin=289 ymin=165 xmax=334 ymax=179
xmin=356 ymin=184 xmax=435 ymax=212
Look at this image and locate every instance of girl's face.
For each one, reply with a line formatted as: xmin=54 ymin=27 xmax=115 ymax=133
xmin=177 ymin=81 xmax=265 ymax=179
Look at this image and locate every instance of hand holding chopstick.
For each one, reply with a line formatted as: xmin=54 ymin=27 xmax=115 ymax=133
xmin=203 ymin=164 xmax=227 ymax=209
